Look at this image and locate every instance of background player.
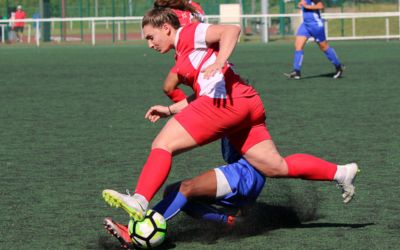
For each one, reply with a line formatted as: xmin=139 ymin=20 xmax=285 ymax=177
xmin=285 ymin=0 xmax=344 ymax=79
xmin=103 ymin=8 xmax=358 ymax=223
xmin=104 ymin=158 xmax=265 ymax=249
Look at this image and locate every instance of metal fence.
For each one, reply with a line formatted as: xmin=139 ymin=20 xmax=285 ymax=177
xmin=1 ymin=0 xmax=400 ymax=18
xmin=1 ymin=12 xmax=399 ymax=46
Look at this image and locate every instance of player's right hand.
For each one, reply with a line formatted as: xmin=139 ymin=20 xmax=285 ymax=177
xmin=145 ymin=105 xmax=170 ymax=123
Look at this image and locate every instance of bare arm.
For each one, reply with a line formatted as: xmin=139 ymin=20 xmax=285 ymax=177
xmin=299 ymin=0 xmax=324 ymax=10
xmin=145 ymin=94 xmax=195 ymax=123
xmin=162 ymin=71 xmax=180 ymax=94
xmin=169 ymin=95 xmax=192 ymax=114
xmin=201 ymin=24 xmax=241 ymax=79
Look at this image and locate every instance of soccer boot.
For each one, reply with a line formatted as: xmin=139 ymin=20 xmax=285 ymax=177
xmin=103 ymin=189 xmax=146 ymax=221
xmin=333 ymin=65 xmax=345 ymax=78
xmin=226 ymin=215 xmax=246 ymax=227
xmin=103 ymin=217 xmax=132 ymax=249
xmin=336 ymin=163 xmax=359 ymax=204
xmin=284 ymin=70 xmax=301 ymax=80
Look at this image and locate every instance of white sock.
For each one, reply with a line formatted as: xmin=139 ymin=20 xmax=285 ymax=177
xmin=334 ymin=165 xmax=347 ymax=183
xmin=133 ymin=193 xmax=149 ymax=210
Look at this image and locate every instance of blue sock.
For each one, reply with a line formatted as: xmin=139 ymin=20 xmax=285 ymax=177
xmin=182 ymin=201 xmax=228 ymax=224
xmin=324 ymin=47 xmax=341 ymax=67
xmin=293 ymin=50 xmax=304 ymax=72
xmin=152 ymin=191 xmax=187 ymax=220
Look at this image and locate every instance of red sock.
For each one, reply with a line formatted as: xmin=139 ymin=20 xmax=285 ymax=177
xmin=135 ymin=148 xmax=172 ymax=201
xmin=166 ymin=88 xmax=187 ymax=103
xmin=285 ymin=154 xmax=337 ymax=180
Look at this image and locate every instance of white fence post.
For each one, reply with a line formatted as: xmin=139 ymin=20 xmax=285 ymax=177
xmin=28 ymin=24 xmax=31 ymax=43
xmin=325 ymin=20 xmax=329 ymax=38
xmin=386 ymin=17 xmax=390 ymax=41
xmin=91 ymin=19 xmax=96 ymax=46
xmin=1 ymin=25 xmax=5 ymax=43
xmin=352 ymin=17 xmax=356 ymax=37
xmin=36 ymin=20 xmax=40 ymax=47
xmin=117 ymin=21 xmax=121 ymax=41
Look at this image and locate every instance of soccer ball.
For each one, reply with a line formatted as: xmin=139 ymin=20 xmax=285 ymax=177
xmin=128 ymin=209 xmax=167 ymax=249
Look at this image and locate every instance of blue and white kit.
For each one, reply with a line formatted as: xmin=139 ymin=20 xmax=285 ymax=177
xmin=214 ymin=158 xmax=266 ymax=207
xmin=296 ymin=0 xmax=326 ymax=43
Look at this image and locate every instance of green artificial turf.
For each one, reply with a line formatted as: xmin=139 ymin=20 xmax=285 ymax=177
xmin=0 ymin=40 xmax=399 ymax=249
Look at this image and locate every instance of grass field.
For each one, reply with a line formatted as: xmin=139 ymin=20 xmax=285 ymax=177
xmin=1 ymin=40 xmax=400 ymax=249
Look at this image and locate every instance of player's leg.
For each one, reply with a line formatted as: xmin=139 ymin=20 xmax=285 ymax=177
xmin=153 ymin=166 xmax=242 ymax=225
xmin=285 ymin=23 xmax=309 ymax=79
xmin=313 ymin=25 xmax=344 ymax=78
xmin=319 ymin=41 xmax=344 ymax=78
xmin=243 ymin=141 xmax=358 ymax=203
xmin=103 ymin=117 xmax=198 ymax=221
xmin=182 ymin=201 xmax=237 ymax=226
xmin=232 ymin=96 xmax=358 ymax=203
xmin=152 ymin=169 xmax=217 ymax=220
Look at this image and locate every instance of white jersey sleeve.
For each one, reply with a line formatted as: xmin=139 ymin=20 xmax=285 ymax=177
xmin=194 ymin=23 xmax=211 ymax=50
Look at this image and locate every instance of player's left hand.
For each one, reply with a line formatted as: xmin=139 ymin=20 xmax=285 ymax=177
xmin=145 ymin=105 xmax=170 ymax=123
xmin=298 ymin=0 xmax=305 ymax=8
xmin=201 ymin=61 xmax=224 ymax=79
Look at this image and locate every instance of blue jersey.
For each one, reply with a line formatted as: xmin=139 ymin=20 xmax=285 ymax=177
xmin=216 ymin=158 xmax=265 ymax=208
xmin=302 ymin=0 xmax=322 ymax=24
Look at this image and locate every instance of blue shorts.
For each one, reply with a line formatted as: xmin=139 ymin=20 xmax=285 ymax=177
xmin=214 ymin=158 xmax=265 ymax=207
xmin=296 ymin=22 xmax=326 ymax=43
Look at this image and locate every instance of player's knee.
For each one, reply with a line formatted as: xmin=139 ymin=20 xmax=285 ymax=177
xmin=319 ymin=41 xmax=329 ymax=51
xmin=151 ymin=140 xmax=171 ymax=152
xmin=255 ymin=158 xmax=288 ymax=177
xmin=163 ymin=182 xmax=181 ymax=198
xmin=179 ymin=179 xmax=195 ymax=197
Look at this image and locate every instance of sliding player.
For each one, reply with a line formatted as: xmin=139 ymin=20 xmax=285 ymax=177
xmin=285 ymin=0 xmax=344 ymax=79
xmin=104 ymin=158 xmax=265 ymax=248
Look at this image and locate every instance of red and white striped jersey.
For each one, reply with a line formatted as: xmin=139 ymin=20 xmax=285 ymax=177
xmin=172 ymin=23 xmax=257 ymax=99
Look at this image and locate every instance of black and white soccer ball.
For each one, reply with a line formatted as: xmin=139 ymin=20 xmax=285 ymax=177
xmin=128 ymin=209 xmax=167 ymax=249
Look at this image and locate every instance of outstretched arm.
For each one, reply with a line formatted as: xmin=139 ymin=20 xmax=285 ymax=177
xmin=145 ymin=94 xmax=195 ymax=123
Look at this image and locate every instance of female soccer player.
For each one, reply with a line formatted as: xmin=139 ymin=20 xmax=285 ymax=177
xmin=103 ymin=8 xmax=358 ymax=222
xmin=285 ymin=0 xmax=344 ymax=79
xmin=104 ymin=158 xmax=265 ymax=248
xmin=154 ymin=0 xmax=241 ymax=163
xmin=154 ymin=0 xmax=205 ymax=102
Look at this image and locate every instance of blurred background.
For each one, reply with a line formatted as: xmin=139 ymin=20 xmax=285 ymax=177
xmin=0 ymin=0 xmax=399 ymax=45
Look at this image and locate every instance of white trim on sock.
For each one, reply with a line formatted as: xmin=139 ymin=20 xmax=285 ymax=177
xmin=334 ymin=165 xmax=347 ymax=183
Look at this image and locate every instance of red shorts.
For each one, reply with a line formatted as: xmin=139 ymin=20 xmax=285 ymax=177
xmin=174 ymin=95 xmax=271 ymax=154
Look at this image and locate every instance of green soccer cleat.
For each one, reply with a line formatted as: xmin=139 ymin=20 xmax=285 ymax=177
xmin=102 ymin=189 xmax=146 ymax=221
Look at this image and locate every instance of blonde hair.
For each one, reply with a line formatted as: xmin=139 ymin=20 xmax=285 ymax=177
xmin=142 ymin=7 xmax=181 ymax=29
